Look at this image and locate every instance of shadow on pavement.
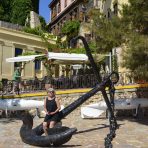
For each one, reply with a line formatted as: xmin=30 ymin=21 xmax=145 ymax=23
xmin=117 ymin=116 xmax=148 ymax=126
xmin=57 ymin=145 xmax=81 ymax=147
xmin=75 ymin=124 xmax=109 ymax=135
xmin=0 ymin=118 xmax=20 ymax=124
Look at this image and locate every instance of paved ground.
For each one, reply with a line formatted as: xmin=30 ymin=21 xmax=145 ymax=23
xmin=0 ymin=109 xmax=148 ymax=148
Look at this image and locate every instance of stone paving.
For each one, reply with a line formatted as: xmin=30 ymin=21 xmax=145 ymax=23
xmin=0 ymin=109 xmax=148 ymax=148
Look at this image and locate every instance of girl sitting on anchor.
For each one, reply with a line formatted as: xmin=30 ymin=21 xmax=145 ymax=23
xmin=43 ymin=87 xmax=61 ymax=136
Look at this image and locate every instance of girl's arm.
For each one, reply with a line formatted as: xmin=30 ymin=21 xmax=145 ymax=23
xmin=55 ymin=98 xmax=61 ymax=112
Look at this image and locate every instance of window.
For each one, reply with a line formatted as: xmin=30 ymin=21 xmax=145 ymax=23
xmin=57 ymin=2 xmax=61 ymax=13
xmin=113 ymin=3 xmax=118 ymax=15
xmin=15 ymin=48 xmax=22 ymax=57
xmin=52 ymin=6 xmax=57 ymax=18
xmin=35 ymin=59 xmax=41 ymax=70
xmin=35 ymin=52 xmax=41 ymax=70
xmin=15 ymin=48 xmax=23 ymax=68
xmin=65 ymin=0 xmax=67 ymax=7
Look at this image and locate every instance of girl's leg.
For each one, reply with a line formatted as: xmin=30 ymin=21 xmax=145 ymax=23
xmin=43 ymin=122 xmax=48 ymax=136
xmin=49 ymin=121 xmax=56 ymax=128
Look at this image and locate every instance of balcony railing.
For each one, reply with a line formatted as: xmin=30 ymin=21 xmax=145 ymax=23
xmin=0 ymin=74 xmax=97 ymax=95
xmin=0 ymin=72 xmax=146 ymax=96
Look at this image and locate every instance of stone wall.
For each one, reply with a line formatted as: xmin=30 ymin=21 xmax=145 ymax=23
xmin=24 ymin=88 xmax=148 ymax=107
xmin=1 ymin=87 xmax=148 ymax=118
xmin=57 ymin=88 xmax=148 ymax=107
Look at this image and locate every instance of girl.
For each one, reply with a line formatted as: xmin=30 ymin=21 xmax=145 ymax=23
xmin=43 ymin=87 xmax=61 ymax=136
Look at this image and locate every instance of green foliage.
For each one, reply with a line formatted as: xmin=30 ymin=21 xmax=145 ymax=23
xmin=0 ymin=0 xmax=40 ymax=26
xmin=23 ymin=26 xmax=44 ymax=35
xmin=42 ymin=61 xmax=54 ymax=77
xmin=65 ymin=47 xmax=86 ymax=54
xmin=122 ymin=34 xmax=148 ymax=80
xmin=62 ymin=20 xmax=80 ymax=35
xmin=41 ymin=33 xmax=59 ymax=52
xmin=64 ymin=41 xmax=96 ymax=54
xmin=22 ymin=51 xmax=36 ymax=56
xmin=121 ymin=0 xmax=148 ymax=34
xmin=64 ymin=41 xmax=97 ymax=54
xmin=121 ymin=0 xmax=148 ymax=80
xmin=112 ymin=55 xmax=118 ymax=72
xmin=62 ymin=20 xmax=80 ymax=47
xmin=39 ymin=16 xmax=48 ymax=31
xmin=89 ymin=9 xmax=125 ymax=53
xmin=88 ymin=41 xmax=98 ymax=53
xmin=23 ymin=26 xmax=59 ymax=52
xmin=10 ymin=0 xmax=32 ymax=26
xmin=0 ymin=0 xmax=12 ymax=22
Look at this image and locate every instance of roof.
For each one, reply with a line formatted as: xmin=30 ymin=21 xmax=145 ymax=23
xmin=49 ymin=0 xmax=59 ymax=8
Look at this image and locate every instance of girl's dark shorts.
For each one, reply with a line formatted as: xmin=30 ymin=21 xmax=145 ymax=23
xmin=44 ymin=112 xmax=60 ymax=122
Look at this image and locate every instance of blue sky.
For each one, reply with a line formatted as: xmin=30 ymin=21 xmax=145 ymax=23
xmin=39 ymin=0 xmax=52 ymax=23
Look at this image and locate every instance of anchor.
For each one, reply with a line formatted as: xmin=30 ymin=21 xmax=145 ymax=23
xmin=20 ymin=36 xmax=119 ymax=147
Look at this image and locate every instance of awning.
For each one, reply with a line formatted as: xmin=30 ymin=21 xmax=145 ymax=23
xmin=6 ymin=52 xmax=88 ymax=63
xmin=6 ymin=52 xmax=105 ymax=64
xmin=6 ymin=54 xmax=45 ymax=62
xmin=48 ymin=52 xmax=88 ymax=61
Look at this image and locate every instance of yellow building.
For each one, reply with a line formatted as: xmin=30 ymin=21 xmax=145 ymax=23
xmin=0 ymin=24 xmax=56 ymax=80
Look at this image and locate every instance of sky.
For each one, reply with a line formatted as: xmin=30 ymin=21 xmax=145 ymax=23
xmin=39 ymin=0 xmax=52 ymax=23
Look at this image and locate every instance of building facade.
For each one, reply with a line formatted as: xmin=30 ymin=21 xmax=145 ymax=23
xmin=48 ymin=0 xmax=127 ymax=35
xmin=48 ymin=0 xmax=88 ymax=35
xmin=48 ymin=0 xmax=130 ymax=80
xmin=0 ymin=22 xmax=56 ymax=80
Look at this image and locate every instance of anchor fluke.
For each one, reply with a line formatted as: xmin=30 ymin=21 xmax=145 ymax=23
xmin=20 ymin=113 xmax=77 ymax=147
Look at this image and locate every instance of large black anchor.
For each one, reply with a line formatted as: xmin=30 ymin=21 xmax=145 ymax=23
xmin=71 ymin=36 xmax=119 ymax=148
xmin=20 ymin=36 xmax=119 ymax=147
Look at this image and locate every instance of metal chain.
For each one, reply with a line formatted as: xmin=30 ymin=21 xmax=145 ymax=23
xmin=71 ymin=36 xmax=119 ymax=148
xmin=104 ymin=80 xmax=117 ymax=148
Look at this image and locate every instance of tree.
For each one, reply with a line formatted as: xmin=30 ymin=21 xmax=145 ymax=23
xmin=0 ymin=0 xmax=40 ymax=25
xmin=62 ymin=20 xmax=80 ymax=48
xmin=0 ymin=0 xmax=12 ymax=22
xmin=39 ymin=16 xmax=48 ymax=31
xmin=88 ymin=9 xmax=125 ymax=73
xmin=121 ymin=0 xmax=148 ymax=80
xmin=11 ymin=0 xmax=32 ymax=26
xmin=122 ymin=34 xmax=148 ymax=80
xmin=122 ymin=0 xmax=148 ymax=34
xmin=89 ymin=9 xmax=125 ymax=53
